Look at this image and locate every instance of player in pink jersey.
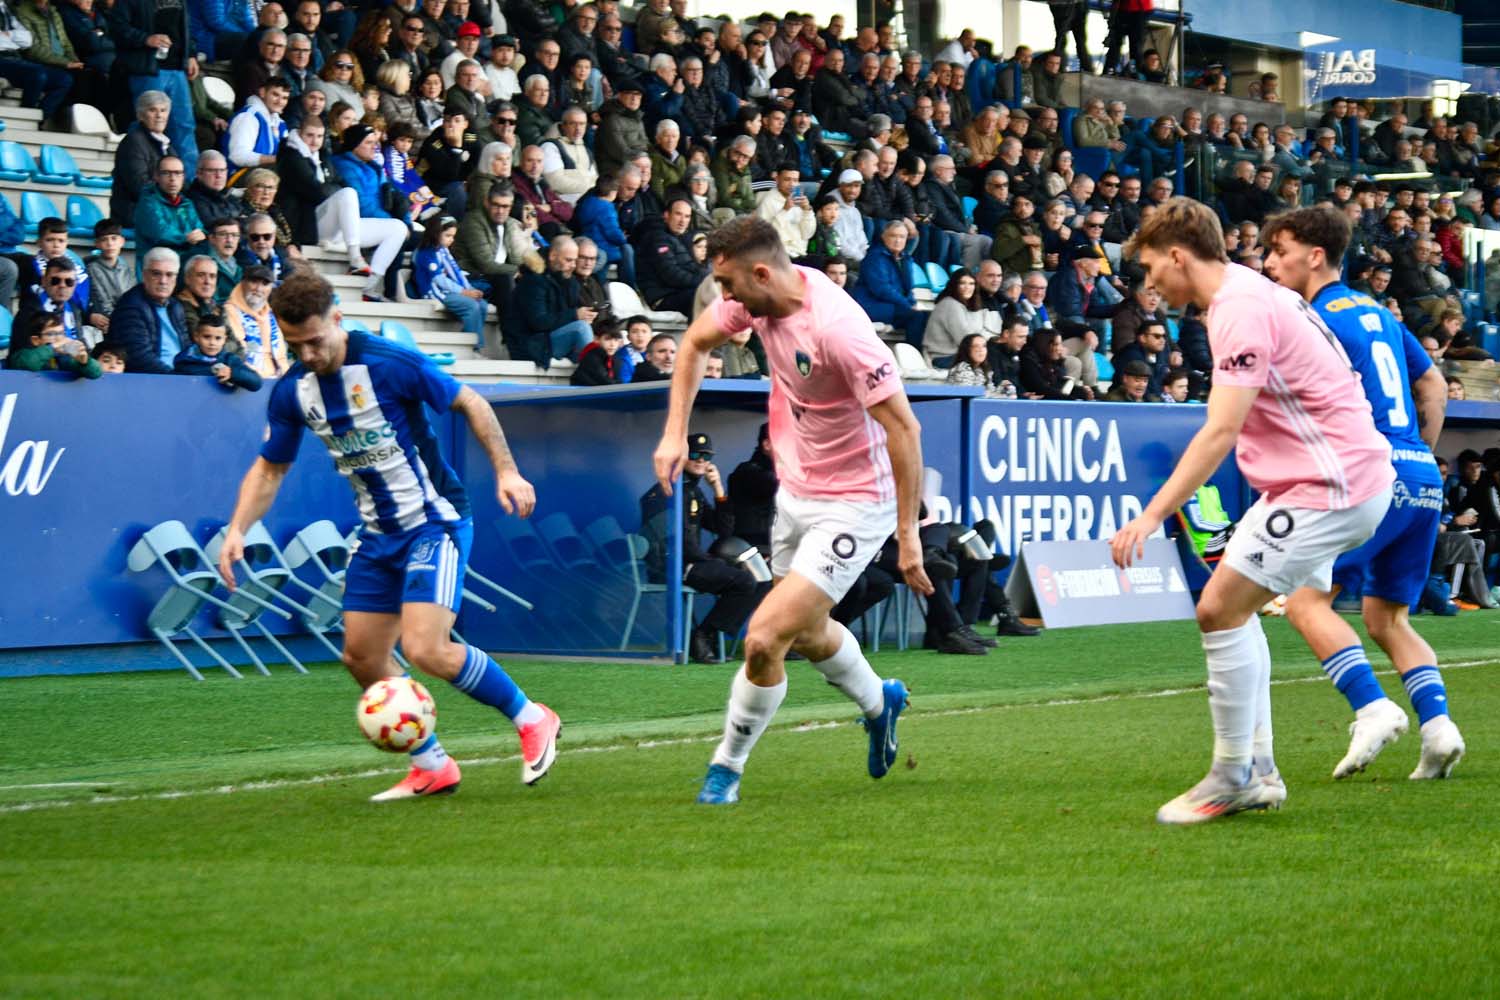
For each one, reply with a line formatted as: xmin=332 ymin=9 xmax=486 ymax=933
xmin=1110 ymin=199 xmax=1393 ymax=825
xmin=652 ymin=216 xmax=936 ymax=806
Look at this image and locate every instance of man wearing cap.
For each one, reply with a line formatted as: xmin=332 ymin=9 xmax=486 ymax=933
xmin=224 ymin=264 xmax=288 ymax=378
xmin=484 ymin=34 xmax=522 ymax=101
xmin=441 ymin=21 xmax=485 ymax=90
xmin=640 ymin=432 xmax=762 ymax=664
xmin=828 ymin=168 xmax=869 ymax=262
xmin=418 ymin=106 xmax=482 ymax=215
xmin=1110 ymin=317 xmax=1174 ymax=400
xmin=1105 ymin=359 xmax=1159 ymax=402
xmin=597 ymin=77 xmax=649 ymax=177
xmin=1013 ymin=133 xmax=1051 ymax=206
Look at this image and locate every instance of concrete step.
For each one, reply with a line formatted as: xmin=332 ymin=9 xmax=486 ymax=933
xmin=1 ymin=128 xmax=110 ymax=156
xmin=0 ymin=102 xmax=44 ymax=125
xmin=450 ymin=359 xmax=573 ymax=384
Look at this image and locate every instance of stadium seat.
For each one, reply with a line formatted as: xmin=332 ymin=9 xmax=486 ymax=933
xmin=267 ymin=519 xmax=356 ymax=662
xmin=20 ymin=190 xmax=60 ymax=239
xmin=536 ymin=512 xmax=601 ymax=572
xmin=0 ymin=120 xmax=7 ymax=132
xmin=893 ymin=342 xmax=942 ymax=381
xmin=961 ymin=196 xmax=977 ymax=226
xmin=822 ymin=130 xmax=852 ymax=143
xmin=341 ymin=317 xmax=372 ymax=335
xmin=607 ymin=281 xmax=687 ymax=327
xmin=0 ymin=304 xmax=11 ymax=350
xmin=65 ymin=193 xmax=103 ymax=238
xmin=925 ymin=262 xmax=949 ymax=293
xmin=1059 ymin=107 xmax=1079 ymax=148
xmin=0 ymin=139 xmax=33 ymax=181
xmin=41 ymin=145 xmax=111 ymax=189
xmin=1072 ymin=148 xmax=1111 ymax=182
xmin=394 ymin=267 xmax=415 ymax=303
xmin=380 ymin=319 xmax=454 ymax=365
xmin=0 ymin=141 xmax=70 ymax=184
xmin=906 ymin=257 xmax=930 ymax=290
xmin=202 ymin=76 xmax=235 ymax=110
xmin=1095 ymin=352 xmax=1114 ymax=383
xmin=70 ymin=103 xmax=122 ymax=143
xmin=202 ymin=522 xmax=317 ymax=675
xmin=125 ymin=520 xmax=285 ymax=680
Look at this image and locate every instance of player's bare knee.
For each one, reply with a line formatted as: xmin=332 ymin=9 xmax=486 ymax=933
xmin=744 ymin=627 xmax=791 ymax=668
xmin=401 ymin=634 xmax=461 ymax=680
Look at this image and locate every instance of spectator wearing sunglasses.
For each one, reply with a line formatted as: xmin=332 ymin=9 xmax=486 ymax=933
xmin=17 ymin=258 xmax=87 ymax=346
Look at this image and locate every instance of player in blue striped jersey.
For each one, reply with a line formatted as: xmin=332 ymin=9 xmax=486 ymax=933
xmin=1264 ymin=206 xmax=1464 ymax=782
xmin=217 ymin=271 xmax=563 ymax=800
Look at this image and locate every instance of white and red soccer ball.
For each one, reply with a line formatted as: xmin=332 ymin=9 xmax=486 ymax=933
xmin=357 ymin=677 xmax=437 ymax=752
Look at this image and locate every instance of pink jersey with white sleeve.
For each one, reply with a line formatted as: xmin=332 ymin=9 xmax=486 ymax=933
xmin=1207 ymin=263 xmax=1393 ymax=509
xmin=710 ymin=266 xmax=902 ymax=503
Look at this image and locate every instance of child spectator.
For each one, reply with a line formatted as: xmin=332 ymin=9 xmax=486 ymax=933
xmin=412 ymin=216 xmax=488 ymax=338
xmin=91 ymin=341 xmax=127 ymax=374
xmin=615 ymin=315 xmax=652 ymax=382
xmin=5 ymin=313 xmax=101 ymax=378
xmin=173 ymin=314 xmax=264 ymax=391
xmin=570 ymin=322 xmax=626 ymax=386
xmin=29 ymin=218 xmax=94 ymax=324
xmin=572 ymin=175 xmax=635 ymax=286
xmin=383 ymin=120 xmax=440 ymax=221
xmin=806 ymin=195 xmax=841 ymax=259
xmin=85 ymin=221 xmax=135 ymax=331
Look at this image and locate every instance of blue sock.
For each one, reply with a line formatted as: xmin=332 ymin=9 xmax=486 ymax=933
xmin=409 ymin=733 xmax=449 ymax=771
xmin=451 ymin=644 xmax=530 ymax=721
xmin=1321 ymin=645 xmax=1386 ymax=712
xmin=1401 ymin=666 xmax=1449 ymax=725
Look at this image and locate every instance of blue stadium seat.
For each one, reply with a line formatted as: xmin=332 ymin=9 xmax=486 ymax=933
xmin=341 ymin=317 xmax=372 ymax=335
xmin=906 ymin=257 xmax=930 ymax=290
xmin=0 ymin=139 xmax=32 ymax=181
xmin=925 ymin=262 xmax=949 ymax=293
xmin=1059 ymin=107 xmax=1079 ymax=148
xmin=66 ymin=193 xmax=103 ymax=238
xmin=380 ymin=319 xmax=454 ymax=365
xmin=0 ymin=141 xmax=70 ymax=184
xmin=20 ymin=190 xmax=60 ymax=239
xmin=961 ymin=195 xmax=977 ymax=225
xmin=1072 ymin=148 xmax=1111 ymax=182
xmin=41 ymin=145 xmax=111 ymax=189
xmin=0 ymin=305 xmax=11 ymax=351
xmin=822 ymin=130 xmax=852 ymax=143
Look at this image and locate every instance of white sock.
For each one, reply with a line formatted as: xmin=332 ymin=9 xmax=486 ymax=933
xmin=710 ymin=667 xmax=787 ymax=773
xmin=810 ymin=623 xmax=884 ymax=718
xmin=1201 ymin=619 xmax=1261 ymax=769
xmin=1248 ymin=615 xmax=1275 ymax=771
xmin=513 ymin=701 xmax=544 ymax=727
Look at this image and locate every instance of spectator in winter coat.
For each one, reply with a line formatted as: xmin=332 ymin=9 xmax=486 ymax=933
xmin=412 ymin=216 xmax=488 ymax=337
xmin=852 ymin=221 xmax=928 ymax=347
xmin=596 ymin=83 xmax=649 ymax=178
xmin=1110 ymin=319 xmax=1175 ymax=399
xmin=109 ymin=248 xmax=188 ymax=374
xmin=828 ymin=170 xmax=869 ymax=262
xmin=111 ymin=92 xmax=177 ymax=224
xmin=711 ymin=136 xmax=757 ymax=216
xmin=570 ymin=323 xmax=626 ymax=386
xmin=508 ymin=235 xmax=594 ymax=367
xmin=637 ymin=197 xmax=707 ymax=315
xmin=221 ymin=266 xmax=288 ymax=377
xmin=573 ymin=175 xmax=637 ymax=286
xmin=135 ymin=157 xmax=206 ymax=257
xmin=542 ymin=107 xmax=598 ymax=205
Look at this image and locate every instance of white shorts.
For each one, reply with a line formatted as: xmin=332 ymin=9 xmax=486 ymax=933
xmin=771 ymin=490 xmax=897 ymax=602
xmin=1221 ymin=488 xmax=1392 ymax=595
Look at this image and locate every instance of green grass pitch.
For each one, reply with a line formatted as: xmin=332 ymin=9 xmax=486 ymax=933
xmin=3 ymin=615 xmax=1499 ymax=997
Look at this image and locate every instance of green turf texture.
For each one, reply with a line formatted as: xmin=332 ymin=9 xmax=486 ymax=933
xmin=3 ymin=614 xmax=1498 ymax=997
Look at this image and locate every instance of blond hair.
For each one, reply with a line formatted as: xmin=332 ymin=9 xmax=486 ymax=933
xmin=1122 ymin=196 xmax=1229 ymax=263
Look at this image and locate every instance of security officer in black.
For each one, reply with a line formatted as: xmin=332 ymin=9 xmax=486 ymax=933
xmin=417 ymin=106 xmax=483 ymax=216
xmin=637 ymin=195 xmax=709 ymax=316
xmin=640 ymin=432 xmax=760 ymax=663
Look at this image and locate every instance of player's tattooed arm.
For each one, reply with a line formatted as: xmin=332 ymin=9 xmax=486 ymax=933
xmin=1411 ymin=365 xmax=1447 ymax=450
xmin=454 ymin=386 xmax=537 ymax=517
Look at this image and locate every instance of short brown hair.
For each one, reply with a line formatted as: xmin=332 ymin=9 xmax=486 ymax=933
xmin=705 ymin=215 xmax=788 ymax=266
xmin=1123 ymin=197 xmax=1228 ymax=263
xmin=269 ymin=270 xmax=336 ymax=326
xmin=1260 ymin=204 xmax=1352 ymax=265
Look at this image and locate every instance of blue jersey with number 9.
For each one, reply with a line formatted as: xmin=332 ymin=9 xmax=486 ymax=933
xmin=1311 ymin=282 xmax=1436 ymax=479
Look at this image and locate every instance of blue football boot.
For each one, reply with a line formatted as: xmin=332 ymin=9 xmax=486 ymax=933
xmin=696 ymin=763 xmax=741 ymax=804
xmin=863 ymin=679 xmax=908 ymax=779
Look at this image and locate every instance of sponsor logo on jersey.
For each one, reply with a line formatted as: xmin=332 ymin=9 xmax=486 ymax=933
xmin=795 ymin=351 xmax=812 ymax=377
xmin=1218 ymin=351 xmax=1258 ymax=372
xmin=866 ymin=361 xmax=893 ymax=390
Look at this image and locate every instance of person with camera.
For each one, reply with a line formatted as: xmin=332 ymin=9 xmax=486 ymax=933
xmin=640 ymin=432 xmax=765 ymax=663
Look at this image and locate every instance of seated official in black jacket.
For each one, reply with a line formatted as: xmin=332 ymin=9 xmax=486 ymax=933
xmin=640 ymin=432 xmax=764 ymax=663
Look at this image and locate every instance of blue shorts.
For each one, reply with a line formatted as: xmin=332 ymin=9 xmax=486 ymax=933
xmin=343 ymin=519 xmax=472 ymax=615
xmin=1332 ymin=474 xmax=1442 ymax=606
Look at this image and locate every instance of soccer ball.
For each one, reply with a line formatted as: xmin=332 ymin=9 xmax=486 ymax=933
xmin=356 ymin=677 xmax=437 ymax=753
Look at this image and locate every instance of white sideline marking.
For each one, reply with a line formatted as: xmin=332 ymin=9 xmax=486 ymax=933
xmin=2 ymin=660 xmax=1491 ymax=815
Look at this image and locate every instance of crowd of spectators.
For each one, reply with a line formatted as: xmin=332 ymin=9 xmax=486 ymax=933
xmin=0 ymin=0 xmax=1498 ymax=407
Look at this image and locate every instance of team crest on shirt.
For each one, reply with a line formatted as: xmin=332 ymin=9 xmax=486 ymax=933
xmin=795 ymin=351 xmax=812 ymax=377
xmin=350 ymin=383 xmax=367 ymax=409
